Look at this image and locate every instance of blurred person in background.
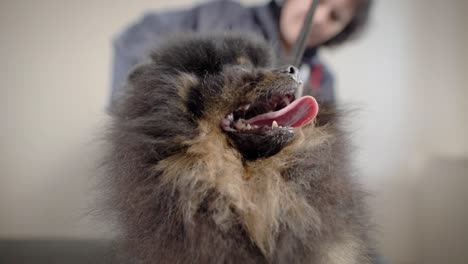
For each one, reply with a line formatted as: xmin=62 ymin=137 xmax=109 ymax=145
xmin=110 ymin=0 xmax=372 ymax=105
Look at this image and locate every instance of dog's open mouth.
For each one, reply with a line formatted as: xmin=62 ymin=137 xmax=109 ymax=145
xmin=221 ymin=94 xmax=318 ymax=133
xmin=222 ymin=93 xmax=319 ymax=161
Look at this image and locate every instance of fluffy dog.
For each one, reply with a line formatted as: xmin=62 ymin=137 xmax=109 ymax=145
xmin=104 ymin=34 xmax=372 ymax=264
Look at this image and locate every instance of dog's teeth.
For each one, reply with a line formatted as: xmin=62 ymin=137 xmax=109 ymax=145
xmin=234 ymin=120 xmax=244 ymax=129
xmin=227 ymin=113 xmax=234 ymax=121
xmin=246 ymin=124 xmax=252 ymax=130
xmin=272 ymin=120 xmax=278 ymax=128
xmin=240 ymin=120 xmax=248 ymax=129
xmin=242 ymin=104 xmax=250 ymax=111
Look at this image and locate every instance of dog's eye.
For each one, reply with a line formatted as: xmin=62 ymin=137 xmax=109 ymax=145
xmin=235 ymin=56 xmax=254 ymax=67
xmin=186 ymin=85 xmax=205 ymax=118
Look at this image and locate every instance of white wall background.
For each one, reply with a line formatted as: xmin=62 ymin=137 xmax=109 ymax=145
xmin=1 ymin=1 xmax=467 ymax=263
xmin=322 ymin=1 xmax=468 ymax=263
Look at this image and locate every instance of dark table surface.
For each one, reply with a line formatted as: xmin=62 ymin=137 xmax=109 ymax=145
xmin=0 ymin=239 xmax=115 ymax=264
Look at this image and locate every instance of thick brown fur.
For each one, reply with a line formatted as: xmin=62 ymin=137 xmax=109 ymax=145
xmin=103 ymin=33 xmax=372 ymax=264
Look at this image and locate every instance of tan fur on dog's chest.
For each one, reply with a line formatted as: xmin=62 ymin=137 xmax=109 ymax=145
xmin=154 ymin=120 xmax=332 ymax=257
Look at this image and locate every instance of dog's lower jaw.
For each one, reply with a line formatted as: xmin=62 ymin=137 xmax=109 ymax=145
xmin=225 ymin=127 xmax=295 ymax=160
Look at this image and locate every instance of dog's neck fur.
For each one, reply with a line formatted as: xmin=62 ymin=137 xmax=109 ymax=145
xmin=155 ymin=119 xmax=332 ymax=257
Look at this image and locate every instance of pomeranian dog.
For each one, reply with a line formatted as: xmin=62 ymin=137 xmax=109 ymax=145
xmin=104 ymin=34 xmax=372 ymax=264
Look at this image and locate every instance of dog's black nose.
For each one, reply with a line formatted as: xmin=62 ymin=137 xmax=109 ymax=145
xmin=277 ymin=65 xmax=301 ymax=83
xmin=287 ymin=65 xmax=297 ymax=75
xmin=289 ymin=66 xmax=301 ymax=82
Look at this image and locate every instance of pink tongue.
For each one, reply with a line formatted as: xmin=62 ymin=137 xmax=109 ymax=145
xmin=246 ymin=96 xmax=319 ymax=128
